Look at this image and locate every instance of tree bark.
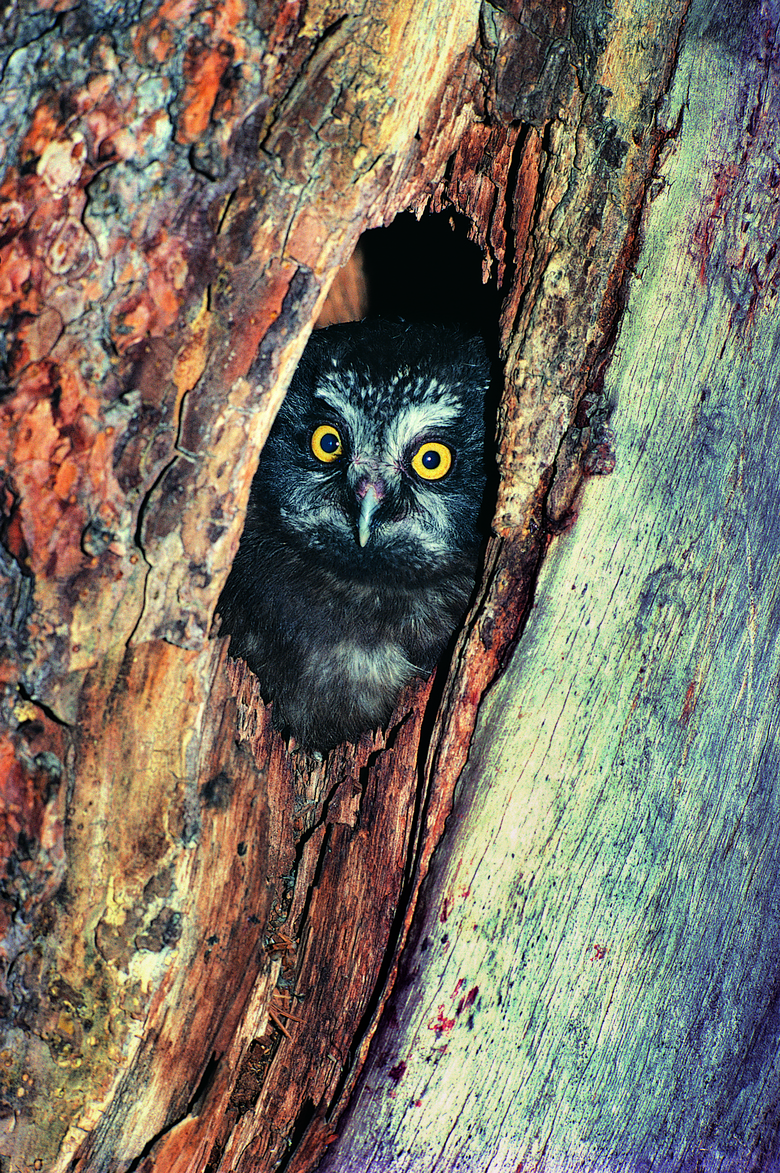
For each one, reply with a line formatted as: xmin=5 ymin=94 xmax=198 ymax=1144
xmin=1 ymin=1 xmax=778 ymax=1172
xmin=321 ymin=5 xmax=780 ymax=1168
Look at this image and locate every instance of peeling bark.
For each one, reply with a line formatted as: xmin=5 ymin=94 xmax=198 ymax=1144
xmin=1 ymin=0 xmax=777 ymax=1171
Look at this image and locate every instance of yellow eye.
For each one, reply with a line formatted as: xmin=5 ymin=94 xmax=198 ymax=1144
xmin=311 ymin=424 xmax=343 ymax=463
xmin=411 ymin=441 xmax=452 ymax=481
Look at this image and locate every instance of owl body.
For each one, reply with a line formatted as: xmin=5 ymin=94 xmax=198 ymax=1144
xmin=218 ymin=320 xmax=490 ymax=750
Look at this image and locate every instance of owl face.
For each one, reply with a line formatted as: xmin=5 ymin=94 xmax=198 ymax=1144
xmin=256 ymin=320 xmax=489 ymax=584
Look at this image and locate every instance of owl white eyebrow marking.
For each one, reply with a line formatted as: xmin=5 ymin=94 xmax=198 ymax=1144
xmin=386 ymin=396 xmax=461 ymax=463
xmin=313 ymin=377 xmax=366 ymax=439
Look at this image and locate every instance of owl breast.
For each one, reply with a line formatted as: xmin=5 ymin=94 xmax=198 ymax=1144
xmin=217 ymin=319 xmax=490 ymax=750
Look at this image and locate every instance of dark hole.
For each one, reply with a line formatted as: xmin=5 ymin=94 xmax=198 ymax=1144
xmin=358 ymin=210 xmax=498 ymax=337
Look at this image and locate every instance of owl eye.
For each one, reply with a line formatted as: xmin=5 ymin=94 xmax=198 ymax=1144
xmin=411 ymin=441 xmax=452 ymax=481
xmin=311 ymin=424 xmax=343 ymax=463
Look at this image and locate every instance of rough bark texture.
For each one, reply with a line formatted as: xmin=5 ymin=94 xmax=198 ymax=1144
xmin=321 ymin=4 xmax=780 ymax=1167
xmin=1 ymin=0 xmax=777 ymax=1171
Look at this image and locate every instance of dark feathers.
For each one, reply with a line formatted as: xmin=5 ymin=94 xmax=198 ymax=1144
xmin=218 ymin=319 xmax=490 ymax=750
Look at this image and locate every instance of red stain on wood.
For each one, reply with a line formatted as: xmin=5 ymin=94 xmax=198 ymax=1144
xmin=679 ymin=678 xmax=698 ymax=726
xmin=428 ymin=1005 xmax=456 ymax=1035
xmin=456 ymin=985 xmax=479 ymax=1016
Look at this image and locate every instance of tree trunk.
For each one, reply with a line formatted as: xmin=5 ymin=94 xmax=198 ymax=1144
xmin=1 ymin=1 xmax=778 ymax=1172
xmin=321 ymin=5 xmax=780 ymax=1168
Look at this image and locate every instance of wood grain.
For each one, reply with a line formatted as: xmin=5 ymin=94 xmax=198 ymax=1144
xmin=321 ymin=5 xmax=780 ymax=1168
xmin=4 ymin=1 xmax=778 ymax=1171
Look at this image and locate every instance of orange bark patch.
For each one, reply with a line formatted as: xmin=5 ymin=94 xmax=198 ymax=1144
xmin=176 ymin=41 xmax=234 ymax=143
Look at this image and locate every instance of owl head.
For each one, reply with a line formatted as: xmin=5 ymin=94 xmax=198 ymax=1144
xmin=254 ymin=319 xmax=491 ymax=584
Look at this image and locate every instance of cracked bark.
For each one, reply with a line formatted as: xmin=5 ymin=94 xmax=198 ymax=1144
xmin=1 ymin=1 xmax=779 ymax=1171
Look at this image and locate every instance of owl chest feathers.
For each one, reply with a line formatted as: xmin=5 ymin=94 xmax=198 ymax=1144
xmin=224 ymin=525 xmax=473 ymax=749
xmin=264 ymin=535 xmax=468 ymax=693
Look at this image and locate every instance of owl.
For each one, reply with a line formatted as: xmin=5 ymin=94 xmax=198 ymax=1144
xmin=218 ymin=319 xmax=490 ymax=750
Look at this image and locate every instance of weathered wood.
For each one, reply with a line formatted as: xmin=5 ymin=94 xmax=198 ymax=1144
xmin=1 ymin=1 xmax=504 ymax=1167
xmin=3 ymin=0 xmax=777 ymax=1170
xmin=131 ymin=662 xmax=439 ymax=1172
xmin=1 ymin=640 xmax=273 ymax=1171
xmin=322 ymin=4 xmax=780 ymax=1169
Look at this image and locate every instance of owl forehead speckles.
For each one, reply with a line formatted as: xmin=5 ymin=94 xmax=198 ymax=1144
xmin=217 ymin=318 xmax=492 ymax=751
xmin=312 ymin=370 xmax=463 ymax=469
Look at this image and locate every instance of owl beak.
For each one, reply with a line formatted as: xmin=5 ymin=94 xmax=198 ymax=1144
xmin=357 ymin=484 xmax=382 ymax=548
